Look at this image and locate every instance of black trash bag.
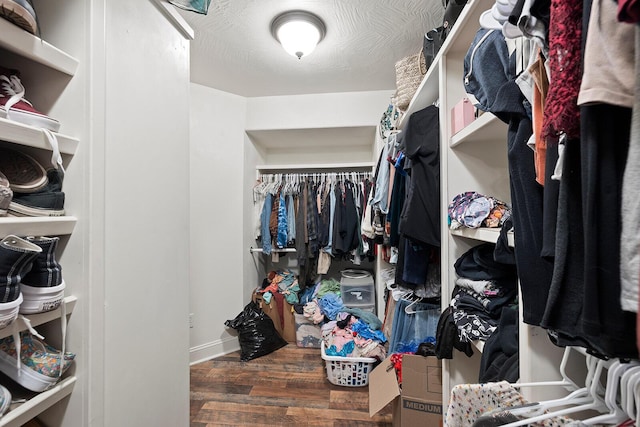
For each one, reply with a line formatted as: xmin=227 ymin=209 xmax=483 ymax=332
xmin=224 ymin=301 xmax=287 ymax=361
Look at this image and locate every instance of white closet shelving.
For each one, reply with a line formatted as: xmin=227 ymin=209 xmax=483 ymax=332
xmin=250 ymin=123 xmax=384 ymax=316
xmin=0 ymin=17 xmax=79 ymax=426
xmin=399 ymin=0 xmax=565 ymax=412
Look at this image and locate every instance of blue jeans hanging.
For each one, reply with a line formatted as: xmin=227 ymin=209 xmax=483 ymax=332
xmin=388 ymin=298 xmax=440 ymax=354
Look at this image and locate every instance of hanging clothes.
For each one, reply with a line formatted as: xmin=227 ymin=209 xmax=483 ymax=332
xmin=398 ymin=104 xmax=441 ymax=248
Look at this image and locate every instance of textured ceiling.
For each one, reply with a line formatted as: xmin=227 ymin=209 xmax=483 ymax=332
xmin=177 ymin=0 xmax=445 ymax=97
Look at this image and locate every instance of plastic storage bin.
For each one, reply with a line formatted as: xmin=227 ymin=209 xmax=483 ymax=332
xmin=340 ymin=269 xmax=375 ymax=309
xmin=320 ymin=341 xmax=376 ymax=387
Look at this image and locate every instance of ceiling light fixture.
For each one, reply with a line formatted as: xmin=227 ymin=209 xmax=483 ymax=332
xmin=270 ymin=10 xmax=326 ymax=60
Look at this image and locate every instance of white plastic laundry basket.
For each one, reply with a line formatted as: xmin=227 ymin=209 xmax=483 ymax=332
xmin=320 ymin=341 xmax=376 ymax=387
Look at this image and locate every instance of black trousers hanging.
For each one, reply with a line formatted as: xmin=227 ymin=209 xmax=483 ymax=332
xmin=542 ymin=104 xmax=637 ymax=359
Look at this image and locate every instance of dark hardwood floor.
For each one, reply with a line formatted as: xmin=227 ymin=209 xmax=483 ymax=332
xmin=190 ymin=344 xmax=393 ymax=426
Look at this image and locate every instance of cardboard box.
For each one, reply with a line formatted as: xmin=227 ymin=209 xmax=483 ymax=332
xmin=369 ymin=354 xmax=443 ymax=427
xmin=252 ymin=290 xmax=296 ymax=343
xmin=451 ymin=97 xmax=476 ymax=135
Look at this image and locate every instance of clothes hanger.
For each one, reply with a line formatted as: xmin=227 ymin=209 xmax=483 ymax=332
xmin=511 ymin=346 xmax=580 ymax=391
xmin=622 ymin=366 xmax=640 ymax=421
xmin=502 ymin=357 xmax=610 ymax=427
xmin=580 ymin=360 xmax=640 ymax=425
xmin=635 ymin=377 xmax=640 ymax=426
xmin=401 ymin=291 xmax=422 ymax=314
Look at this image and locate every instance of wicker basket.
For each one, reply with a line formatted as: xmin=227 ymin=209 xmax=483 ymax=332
xmin=392 ymin=50 xmax=427 ymax=112
xmin=320 ymin=341 xmax=376 ymax=387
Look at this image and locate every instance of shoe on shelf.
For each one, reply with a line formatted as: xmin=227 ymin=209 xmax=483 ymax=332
xmin=0 ymin=0 xmax=37 ymax=34
xmin=0 ymin=332 xmax=75 ymax=392
xmin=0 ymin=235 xmax=41 ymax=329
xmin=9 ymin=168 xmax=65 ymax=217
xmin=0 ymin=146 xmax=48 ymax=194
xmin=0 ymin=384 xmax=10 ymax=418
xmin=20 ymin=332 xmax=75 ymax=364
xmin=0 ymin=68 xmax=60 ymax=132
xmin=0 ymin=171 xmax=12 ymax=216
xmin=19 ymin=236 xmax=65 ymax=314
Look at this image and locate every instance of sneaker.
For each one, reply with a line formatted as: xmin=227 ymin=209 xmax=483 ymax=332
xmin=0 ymin=0 xmax=37 ymax=34
xmin=0 ymin=235 xmax=41 ymax=329
xmin=19 ymin=236 xmax=65 ymax=314
xmin=21 ymin=333 xmax=75 ymax=363
xmin=0 ymin=332 xmax=74 ymax=392
xmin=0 ymin=146 xmax=48 ymax=193
xmin=0 ymin=384 xmax=10 ymax=417
xmin=0 ymin=171 xmax=12 ymax=216
xmin=9 ymin=168 xmax=65 ymax=217
xmin=0 ymin=68 xmax=60 ymax=132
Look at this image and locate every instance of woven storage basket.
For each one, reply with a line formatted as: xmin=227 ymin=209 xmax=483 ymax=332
xmin=392 ymin=50 xmax=427 ymax=112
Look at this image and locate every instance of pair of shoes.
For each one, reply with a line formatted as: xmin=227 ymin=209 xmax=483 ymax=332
xmin=0 ymin=0 xmax=37 ymax=34
xmin=0 ymin=331 xmax=75 ymax=392
xmin=0 ymin=147 xmax=65 ymax=217
xmin=0 ymin=235 xmax=65 ymax=329
xmin=20 ymin=235 xmax=65 ymax=314
xmin=0 ymin=67 xmax=59 ymax=132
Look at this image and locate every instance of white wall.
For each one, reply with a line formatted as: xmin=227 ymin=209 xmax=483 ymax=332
xmin=189 ymin=83 xmax=246 ymax=363
xmin=97 ymin=1 xmax=191 ymax=425
xmin=245 ymin=90 xmax=394 ymax=131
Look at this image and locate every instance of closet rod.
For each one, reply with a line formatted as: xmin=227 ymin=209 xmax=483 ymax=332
xmin=255 ymin=162 xmax=374 ymax=172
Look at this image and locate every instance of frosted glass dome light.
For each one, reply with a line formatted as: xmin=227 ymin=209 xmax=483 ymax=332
xmin=271 ymin=11 xmax=326 ymax=59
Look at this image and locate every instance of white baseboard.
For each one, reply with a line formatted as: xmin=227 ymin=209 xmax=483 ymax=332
xmin=190 ymin=336 xmax=240 ymax=365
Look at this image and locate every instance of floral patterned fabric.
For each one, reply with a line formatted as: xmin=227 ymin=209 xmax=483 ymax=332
xmin=445 ymin=381 xmax=575 ymax=426
xmin=0 ymin=333 xmax=74 ymax=378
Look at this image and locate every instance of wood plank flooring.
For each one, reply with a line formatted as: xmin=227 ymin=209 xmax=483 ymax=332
xmin=190 ymin=344 xmax=393 ymax=426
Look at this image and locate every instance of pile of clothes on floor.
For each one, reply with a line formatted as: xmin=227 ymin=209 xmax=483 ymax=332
xmin=256 ymin=269 xmax=300 ymax=305
xmin=294 ymin=277 xmax=387 ymax=361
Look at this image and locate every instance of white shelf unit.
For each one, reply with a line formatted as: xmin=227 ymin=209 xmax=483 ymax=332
xmin=0 ymin=298 xmax=78 ymax=427
xmin=0 ymin=377 xmax=76 ymax=427
xmin=0 ymin=118 xmax=79 ymax=155
xmin=0 ymin=216 xmax=77 ymax=238
xmin=0 ymin=296 xmax=77 ymax=341
xmin=449 ymin=227 xmax=515 ymax=247
xmin=396 ymin=0 xmax=567 ymax=413
xmin=249 ymin=247 xmax=296 ymax=253
xmin=0 ymin=16 xmax=80 ymax=426
xmin=0 ymin=18 xmax=78 ymax=76
xmin=253 ymin=143 xmax=383 ymax=317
